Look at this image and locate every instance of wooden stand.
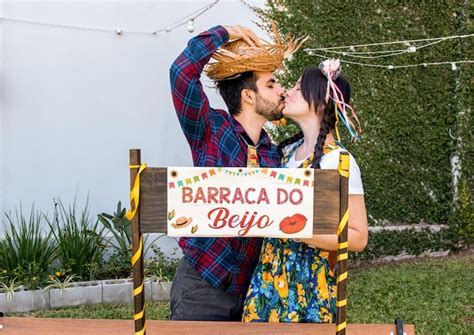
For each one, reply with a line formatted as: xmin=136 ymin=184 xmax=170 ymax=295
xmin=125 ymin=149 xmax=415 ymax=335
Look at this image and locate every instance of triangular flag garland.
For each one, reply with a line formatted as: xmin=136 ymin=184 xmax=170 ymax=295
xmin=168 ymin=168 xmax=314 ymax=188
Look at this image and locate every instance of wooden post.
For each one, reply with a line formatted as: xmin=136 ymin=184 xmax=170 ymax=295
xmin=336 ymin=151 xmax=349 ymax=335
xmin=129 ymin=149 xmax=146 ymax=335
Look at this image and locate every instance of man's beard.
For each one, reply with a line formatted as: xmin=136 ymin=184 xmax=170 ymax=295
xmin=255 ymin=95 xmax=284 ymax=121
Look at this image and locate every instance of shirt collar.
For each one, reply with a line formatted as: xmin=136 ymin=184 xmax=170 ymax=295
xmin=230 ymin=115 xmax=272 ymax=147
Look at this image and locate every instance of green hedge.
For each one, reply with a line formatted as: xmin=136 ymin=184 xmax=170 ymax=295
xmin=253 ymin=1 xmax=473 ymax=245
xmin=351 ymin=228 xmax=451 ymax=261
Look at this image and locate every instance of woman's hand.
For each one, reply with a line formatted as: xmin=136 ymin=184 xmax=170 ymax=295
xmin=223 ymin=25 xmax=262 ymax=47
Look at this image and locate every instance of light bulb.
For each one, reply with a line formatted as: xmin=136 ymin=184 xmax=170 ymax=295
xmin=187 ymin=19 xmax=195 ymax=33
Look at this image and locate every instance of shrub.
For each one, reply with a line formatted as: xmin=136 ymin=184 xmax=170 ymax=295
xmin=46 ymin=199 xmax=106 ymax=281
xmin=0 ymin=207 xmax=56 ymax=289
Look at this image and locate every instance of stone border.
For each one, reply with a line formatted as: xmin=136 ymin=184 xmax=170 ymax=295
xmin=0 ymin=279 xmax=171 ymax=313
xmin=368 ymin=224 xmax=449 ymax=233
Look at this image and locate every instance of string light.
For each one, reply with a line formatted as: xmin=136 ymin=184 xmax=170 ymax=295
xmin=305 ymin=34 xmax=474 ymax=59
xmin=307 ymin=33 xmax=474 ymax=51
xmin=187 ymin=19 xmax=195 ymax=33
xmin=153 ymin=0 xmax=218 ymax=35
xmin=0 ymin=0 xmax=220 ymax=36
xmin=306 ymin=51 xmax=473 ymax=69
xmin=304 ymin=33 xmax=473 ymax=70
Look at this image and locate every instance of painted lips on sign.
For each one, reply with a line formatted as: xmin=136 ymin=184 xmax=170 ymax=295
xmin=279 ymin=214 xmax=308 ymax=234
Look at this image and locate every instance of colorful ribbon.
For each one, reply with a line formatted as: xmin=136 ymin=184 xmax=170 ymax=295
xmin=319 ymin=58 xmax=361 ymax=143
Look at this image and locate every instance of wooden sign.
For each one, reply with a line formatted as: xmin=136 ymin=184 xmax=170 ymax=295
xmin=167 ymin=167 xmax=315 ymax=238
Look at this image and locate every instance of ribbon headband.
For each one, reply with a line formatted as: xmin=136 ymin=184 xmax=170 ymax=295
xmin=319 ymin=58 xmax=361 ymax=142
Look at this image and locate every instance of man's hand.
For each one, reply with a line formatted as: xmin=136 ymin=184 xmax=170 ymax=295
xmin=223 ymin=25 xmax=262 ymax=47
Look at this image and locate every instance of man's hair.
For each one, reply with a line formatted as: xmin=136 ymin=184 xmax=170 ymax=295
xmin=215 ymin=71 xmax=258 ymax=116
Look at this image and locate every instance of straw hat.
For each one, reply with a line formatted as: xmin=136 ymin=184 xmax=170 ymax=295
xmin=205 ymin=23 xmax=308 ymax=81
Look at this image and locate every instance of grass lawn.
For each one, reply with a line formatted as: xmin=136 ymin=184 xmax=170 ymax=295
xmin=12 ymin=250 xmax=474 ymax=335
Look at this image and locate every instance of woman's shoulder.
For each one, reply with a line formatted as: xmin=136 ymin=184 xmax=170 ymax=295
xmin=321 ymin=146 xmax=364 ymax=194
xmin=280 ymin=138 xmax=303 ymax=158
xmin=320 ymin=147 xmax=358 ymax=169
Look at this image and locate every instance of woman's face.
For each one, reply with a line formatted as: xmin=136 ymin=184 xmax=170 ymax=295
xmin=282 ymin=78 xmax=312 ymax=118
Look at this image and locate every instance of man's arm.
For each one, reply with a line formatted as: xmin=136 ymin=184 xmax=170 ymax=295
xmin=169 ymin=26 xmax=229 ymax=153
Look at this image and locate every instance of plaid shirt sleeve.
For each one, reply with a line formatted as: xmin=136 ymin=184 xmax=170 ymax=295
xmin=169 ymin=26 xmax=229 ymax=154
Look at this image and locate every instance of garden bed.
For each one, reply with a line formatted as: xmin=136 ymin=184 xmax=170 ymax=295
xmin=0 ymin=279 xmax=171 ymax=313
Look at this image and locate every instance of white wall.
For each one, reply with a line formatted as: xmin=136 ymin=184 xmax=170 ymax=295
xmin=0 ymin=0 xmax=268 ymax=254
xmin=0 ymin=1 xmax=4 ymax=226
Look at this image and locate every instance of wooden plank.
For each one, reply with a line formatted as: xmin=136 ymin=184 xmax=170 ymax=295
xmin=313 ymin=170 xmax=340 ymax=234
xmin=140 ymin=168 xmax=167 ymax=233
xmin=0 ymin=318 xmax=415 ymax=335
xmin=139 ymin=168 xmax=340 ymax=235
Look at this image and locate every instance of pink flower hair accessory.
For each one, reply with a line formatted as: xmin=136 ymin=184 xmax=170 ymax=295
xmin=319 ymin=58 xmax=342 ymax=81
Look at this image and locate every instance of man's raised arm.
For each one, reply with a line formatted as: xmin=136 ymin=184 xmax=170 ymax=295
xmin=169 ymin=26 xmax=229 ymax=152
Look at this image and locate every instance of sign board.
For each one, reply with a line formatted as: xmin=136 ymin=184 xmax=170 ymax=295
xmin=167 ymin=167 xmax=314 ymax=238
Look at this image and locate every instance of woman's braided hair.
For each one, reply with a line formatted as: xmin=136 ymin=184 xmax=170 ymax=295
xmin=278 ymin=67 xmax=351 ymax=168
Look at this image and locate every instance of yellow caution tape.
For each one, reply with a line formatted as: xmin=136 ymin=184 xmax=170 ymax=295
xmin=336 ymin=299 xmax=347 ymax=307
xmin=126 ymin=164 xmax=147 ymax=221
xmin=131 ymin=235 xmax=143 ymax=266
xmin=134 ymin=309 xmax=144 ymax=321
xmin=133 ymin=281 xmax=144 ymax=296
xmin=337 ymin=210 xmax=349 ymax=235
xmin=338 ymin=152 xmax=349 ymax=178
xmin=337 ymin=253 xmax=348 ymax=261
xmin=337 ymin=271 xmax=348 ymax=284
xmin=336 ymin=321 xmax=347 ymax=332
xmin=338 ymin=241 xmax=348 ymax=249
xmin=134 ymin=320 xmax=146 ymax=335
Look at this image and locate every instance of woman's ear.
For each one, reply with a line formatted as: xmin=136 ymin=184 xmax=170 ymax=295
xmin=241 ymin=88 xmax=256 ymax=105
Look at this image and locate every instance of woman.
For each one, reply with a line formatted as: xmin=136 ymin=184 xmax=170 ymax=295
xmin=242 ymin=59 xmax=368 ymax=323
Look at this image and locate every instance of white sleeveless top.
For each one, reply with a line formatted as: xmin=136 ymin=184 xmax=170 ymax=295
xmin=285 ymin=147 xmax=364 ymax=195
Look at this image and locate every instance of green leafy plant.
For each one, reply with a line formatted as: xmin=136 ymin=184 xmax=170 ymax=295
xmin=98 ymin=201 xmax=132 ymax=250
xmin=0 ymin=206 xmax=57 ymax=289
xmin=0 ymin=278 xmax=23 ymax=302
xmin=144 ymin=245 xmax=179 ymax=282
xmin=448 ymin=178 xmax=474 ymax=249
xmin=264 ymin=118 xmax=301 ymax=145
xmin=98 ymin=201 xmax=132 ymax=278
xmin=46 ymin=198 xmax=106 ymax=281
xmin=43 ymin=274 xmax=80 ymax=292
xmin=98 ymin=201 xmax=162 ymax=279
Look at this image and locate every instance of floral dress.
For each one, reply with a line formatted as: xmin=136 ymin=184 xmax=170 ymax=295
xmin=242 ymin=139 xmax=339 ymax=323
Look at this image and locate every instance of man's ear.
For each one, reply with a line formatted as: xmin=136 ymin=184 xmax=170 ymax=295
xmin=241 ymin=88 xmax=256 ymax=105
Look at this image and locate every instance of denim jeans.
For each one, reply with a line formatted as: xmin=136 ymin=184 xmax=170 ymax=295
xmin=170 ymin=257 xmax=245 ymax=321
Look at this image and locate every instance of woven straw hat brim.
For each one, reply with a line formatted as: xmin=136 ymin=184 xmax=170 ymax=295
xmin=205 ymin=31 xmax=308 ymax=81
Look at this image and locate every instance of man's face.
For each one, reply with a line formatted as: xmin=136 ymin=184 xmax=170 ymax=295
xmin=254 ymin=72 xmax=285 ymax=121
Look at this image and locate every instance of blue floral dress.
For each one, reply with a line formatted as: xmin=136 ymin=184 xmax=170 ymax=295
xmin=242 ymin=139 xmax=338 ymax=323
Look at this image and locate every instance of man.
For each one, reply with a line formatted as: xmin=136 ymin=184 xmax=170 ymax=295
xmin=169 ymin=24 xmax=305 ymax=321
